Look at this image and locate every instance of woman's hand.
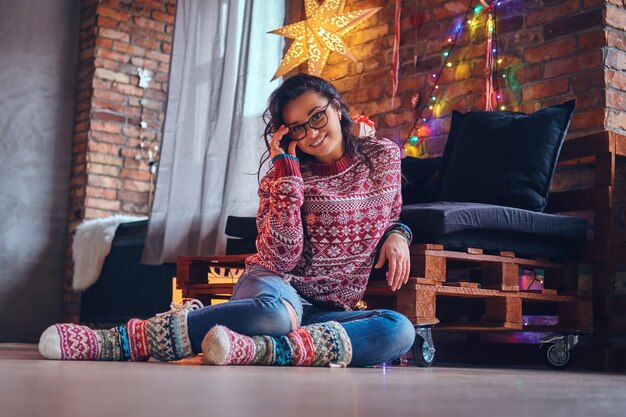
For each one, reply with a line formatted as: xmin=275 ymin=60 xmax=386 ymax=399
xmin=270 ymin=124 xmax=298 ymax=160
xmin=374 ymin=233 xmax=411 ymax=291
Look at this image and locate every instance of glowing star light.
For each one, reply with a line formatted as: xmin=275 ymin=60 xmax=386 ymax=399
xmin=269 ymin=0 xmax=381 ymax=80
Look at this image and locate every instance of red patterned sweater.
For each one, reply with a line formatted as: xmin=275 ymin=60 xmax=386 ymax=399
xmin=245 ymin=136 xmax=410 ymax=311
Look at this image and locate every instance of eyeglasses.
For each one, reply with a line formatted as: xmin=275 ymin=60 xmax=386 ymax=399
xmin=286 ymin=101 xmax=332 ymax=141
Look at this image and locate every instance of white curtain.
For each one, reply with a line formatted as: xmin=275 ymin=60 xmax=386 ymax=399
xmin=142 ymin=0 xmax=285 ymax=264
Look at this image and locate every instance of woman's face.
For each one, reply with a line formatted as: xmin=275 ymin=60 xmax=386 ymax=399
xmin=281 ymin=91 xmax=344 ymax=164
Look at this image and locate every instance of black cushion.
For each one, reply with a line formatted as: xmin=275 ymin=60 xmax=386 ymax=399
xmin=400 ymin=202 xmax=587 ymax=258
xmin=438 ymin=100 xmax=576 ymax=211
xmin=225 ymin=216 xmax=257 ymax=239
xmin=401 ymin=156 xmax=441 ymax=204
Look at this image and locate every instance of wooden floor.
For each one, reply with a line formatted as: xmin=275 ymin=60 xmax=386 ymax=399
xmin=2 ymin=344 xmax=625 ymax=417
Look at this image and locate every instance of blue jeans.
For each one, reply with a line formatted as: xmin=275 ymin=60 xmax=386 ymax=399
xmin=187 ymin=265 xmax=416 ymax=367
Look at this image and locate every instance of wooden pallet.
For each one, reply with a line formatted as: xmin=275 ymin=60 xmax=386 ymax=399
xmin=409 ymin=244 xmax=581 ymax=294
xmin=177 ymin=247 xmax=591 ymax=333
xmin=364 ymin=279 xmax=592 ymax=332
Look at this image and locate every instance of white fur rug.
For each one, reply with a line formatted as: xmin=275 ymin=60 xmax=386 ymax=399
xmin=72 ymin=215 xmax=147 ymax=291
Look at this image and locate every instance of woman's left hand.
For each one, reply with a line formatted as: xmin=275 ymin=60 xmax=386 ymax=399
xmin=373 ymin=233 xmax=411 ymax=291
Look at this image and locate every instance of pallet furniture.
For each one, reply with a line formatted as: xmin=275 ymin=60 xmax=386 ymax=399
xmin=175 ymin=130 xmax=626 ymax=369
xmin=544 ymin=131 xmax=626 ymax=370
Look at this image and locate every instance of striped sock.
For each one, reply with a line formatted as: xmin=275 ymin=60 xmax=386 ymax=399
xmin=201 ymin=321 xmax=352 ymax=367
xmin=39 ymin=301 xmax=201 ymax=362
xmin=38 ymin=324 xmax=129 ymax=361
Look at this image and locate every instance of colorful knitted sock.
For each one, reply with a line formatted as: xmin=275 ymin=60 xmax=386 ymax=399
xmin=201 ymin=321 xmax=352 ymax=367
xmin=38 ymin=300 xmax=203 ymax=361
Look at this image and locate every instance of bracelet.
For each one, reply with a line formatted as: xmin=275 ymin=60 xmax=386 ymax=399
xmin=394 ymin=222 xmax=413 ymax=239
xmin=384 ymin=230 xmax=410 ymax=244
xmin=272 ymin=153 xmax=299 ymax=163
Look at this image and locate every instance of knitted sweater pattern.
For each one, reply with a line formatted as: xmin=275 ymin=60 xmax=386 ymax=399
xmin=245 ymin=136 xmax=405 ymax=311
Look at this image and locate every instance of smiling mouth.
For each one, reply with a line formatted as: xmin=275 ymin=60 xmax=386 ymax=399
xmin=310 ymin=135 xmax=326 ymax=148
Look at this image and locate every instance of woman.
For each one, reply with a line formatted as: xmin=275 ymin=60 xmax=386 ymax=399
xmin=39 ymin=74 xmax=416 ymax=367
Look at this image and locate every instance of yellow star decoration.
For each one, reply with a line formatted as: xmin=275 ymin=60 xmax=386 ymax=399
xmin=269 ymin=0 xmax=381 ymax=80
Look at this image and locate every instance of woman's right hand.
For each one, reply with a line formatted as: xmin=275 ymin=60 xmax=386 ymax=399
xmin=270 ymin=124 xmax=298 ymax=160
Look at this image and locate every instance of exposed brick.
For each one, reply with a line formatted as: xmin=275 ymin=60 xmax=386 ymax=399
xmin=522 ymin=78 xmax=570 ymax=101
xmin=606 ymin=3 xmax=626 ymax=31
xmin=86 ymin=187 xmax=118 ymax=200
xmin=99 ymin=28 xmax=130 ymax=42
xmin=87 ymin=152 xmax=123 ymax=166
xmin=97 ymin=16 xmax=119 ymax=29
xmin=544 ymin=9 xmax=604 ymax=40
xmin=607 ymin=109 xmax=626 ymax=131
xmin=94 ymin=67 xmax=130 ymax=83
xmin=121 ymin=168 xmax=151 ymax=181
xmin=119 ymin=190 xmax=149 ymax=203
xmin=93 ymin=88 xmax=127 ymax=103
xmin=112 ymin=82 xmax=144 ymax=97
xmin=569 ymin=109 xmax=606 ymax=130
xmin=96 ymin=48 xmax=129 ymax=63
xmin=132 ymin=35 xmax=161 ymax=50
xmin=123 ymin=179 xmax=151 ymax=192
xmin=607 ymin=70 xmax=626 ymax=90
xmin=88 ymin=141 xmax=122 ymax=155
xmin=84 ymin=207 xmax=117 ymax=219
xmin=152 ymin=10 xmax=175 ymax=25
xmin=145 ymin=49 xmax=170 ymax=63
xmin=608 ymin=29 xmax=626 ymax=51
xmin=544 ymin=50 xmax=603 ymax=79
xmin=573 ymin=69 xmax=607 ymax=92
xmin=91 ymin=130 xmax=126 ymax=144
xmin=92 ymin=111 xmax=127 ymax=124
xmin=134 ymin=16 xmax=165 ymax=32
xmin=608 ymin=89 xmax=626 ymax=109
xmin=97 ymin=6 xmax=131 ymax=22
xmin=576 ymin=88 xmax=606 ymax=110
xmin=87 ymin=162 xmax=121 ymax=177
xmin=578 ymin=30 xmax=607 ymax=50
xmin=112 ymin=41 xmax=146 ymax=57
xmin=526 ymin=1 xmax=581 ymax=27
xmin=88 ymin=174 xmax=123 ymax=190
xmin=523 ymin=38 xmax=576 ymax=63
xmin=121 ymin=202 xmax=150 ymax=214
xmin=498 ymin=16 xmax=524 ymax=34
xmin=607 ymin=48 xmax=626 ymax=71
xmin=513 ymin=64 xmax=542 ymax=84
xmin=91 ymin=120 xmax=123 ymax=134
xmin=130 ymin=56 xmax=159 ymax=70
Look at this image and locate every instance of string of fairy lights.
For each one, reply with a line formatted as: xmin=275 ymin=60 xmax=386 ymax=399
xmin=402 ymin=0 xmax=505 ymax=156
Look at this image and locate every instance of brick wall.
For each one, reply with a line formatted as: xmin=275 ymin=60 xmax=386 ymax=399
xmin=607 ymin=0 xmax=626 ymax=133
xmin=65 ymin=0 xmax=176 ymax=321
xmin=321 ymin=0 xmax=622 ymax=155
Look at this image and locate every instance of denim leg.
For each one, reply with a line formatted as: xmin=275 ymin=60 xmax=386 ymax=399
xmin=301 ymin=306 xmax=416 ymax=367
xmin=186 ymin=266 xmax=303 ymax=354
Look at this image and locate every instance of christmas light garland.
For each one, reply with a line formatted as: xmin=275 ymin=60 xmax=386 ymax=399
xmin=402 ymin=0 xmax=504 ymax=157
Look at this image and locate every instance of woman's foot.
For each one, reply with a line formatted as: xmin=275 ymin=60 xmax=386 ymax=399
xmin=38 ymin=300 xmax=204 ymax=361
xmin=201 ymin=321 xmax=352 ymax=367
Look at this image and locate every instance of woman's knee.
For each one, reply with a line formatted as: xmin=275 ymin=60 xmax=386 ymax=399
xmin=378 ymin=309 xmax=416 ymax=354
xmin=242 ymin=294 xmax=299 ymax=336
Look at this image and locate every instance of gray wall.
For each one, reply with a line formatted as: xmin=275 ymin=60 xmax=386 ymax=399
xmin=0 ymin=0 xmax=79 ymax=342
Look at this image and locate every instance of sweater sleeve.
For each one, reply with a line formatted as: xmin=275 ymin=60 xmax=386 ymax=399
xmin=383 ymin=187 xmax=413 ymax=245
xmin=372 ymin=137 xmax=413 ymax=245
xmin=252 ymin=156 xmax=305 ymax=273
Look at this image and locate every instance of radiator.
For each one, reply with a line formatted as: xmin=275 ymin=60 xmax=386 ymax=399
xmin=79 ymin=220 xmax=174 ymax=325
